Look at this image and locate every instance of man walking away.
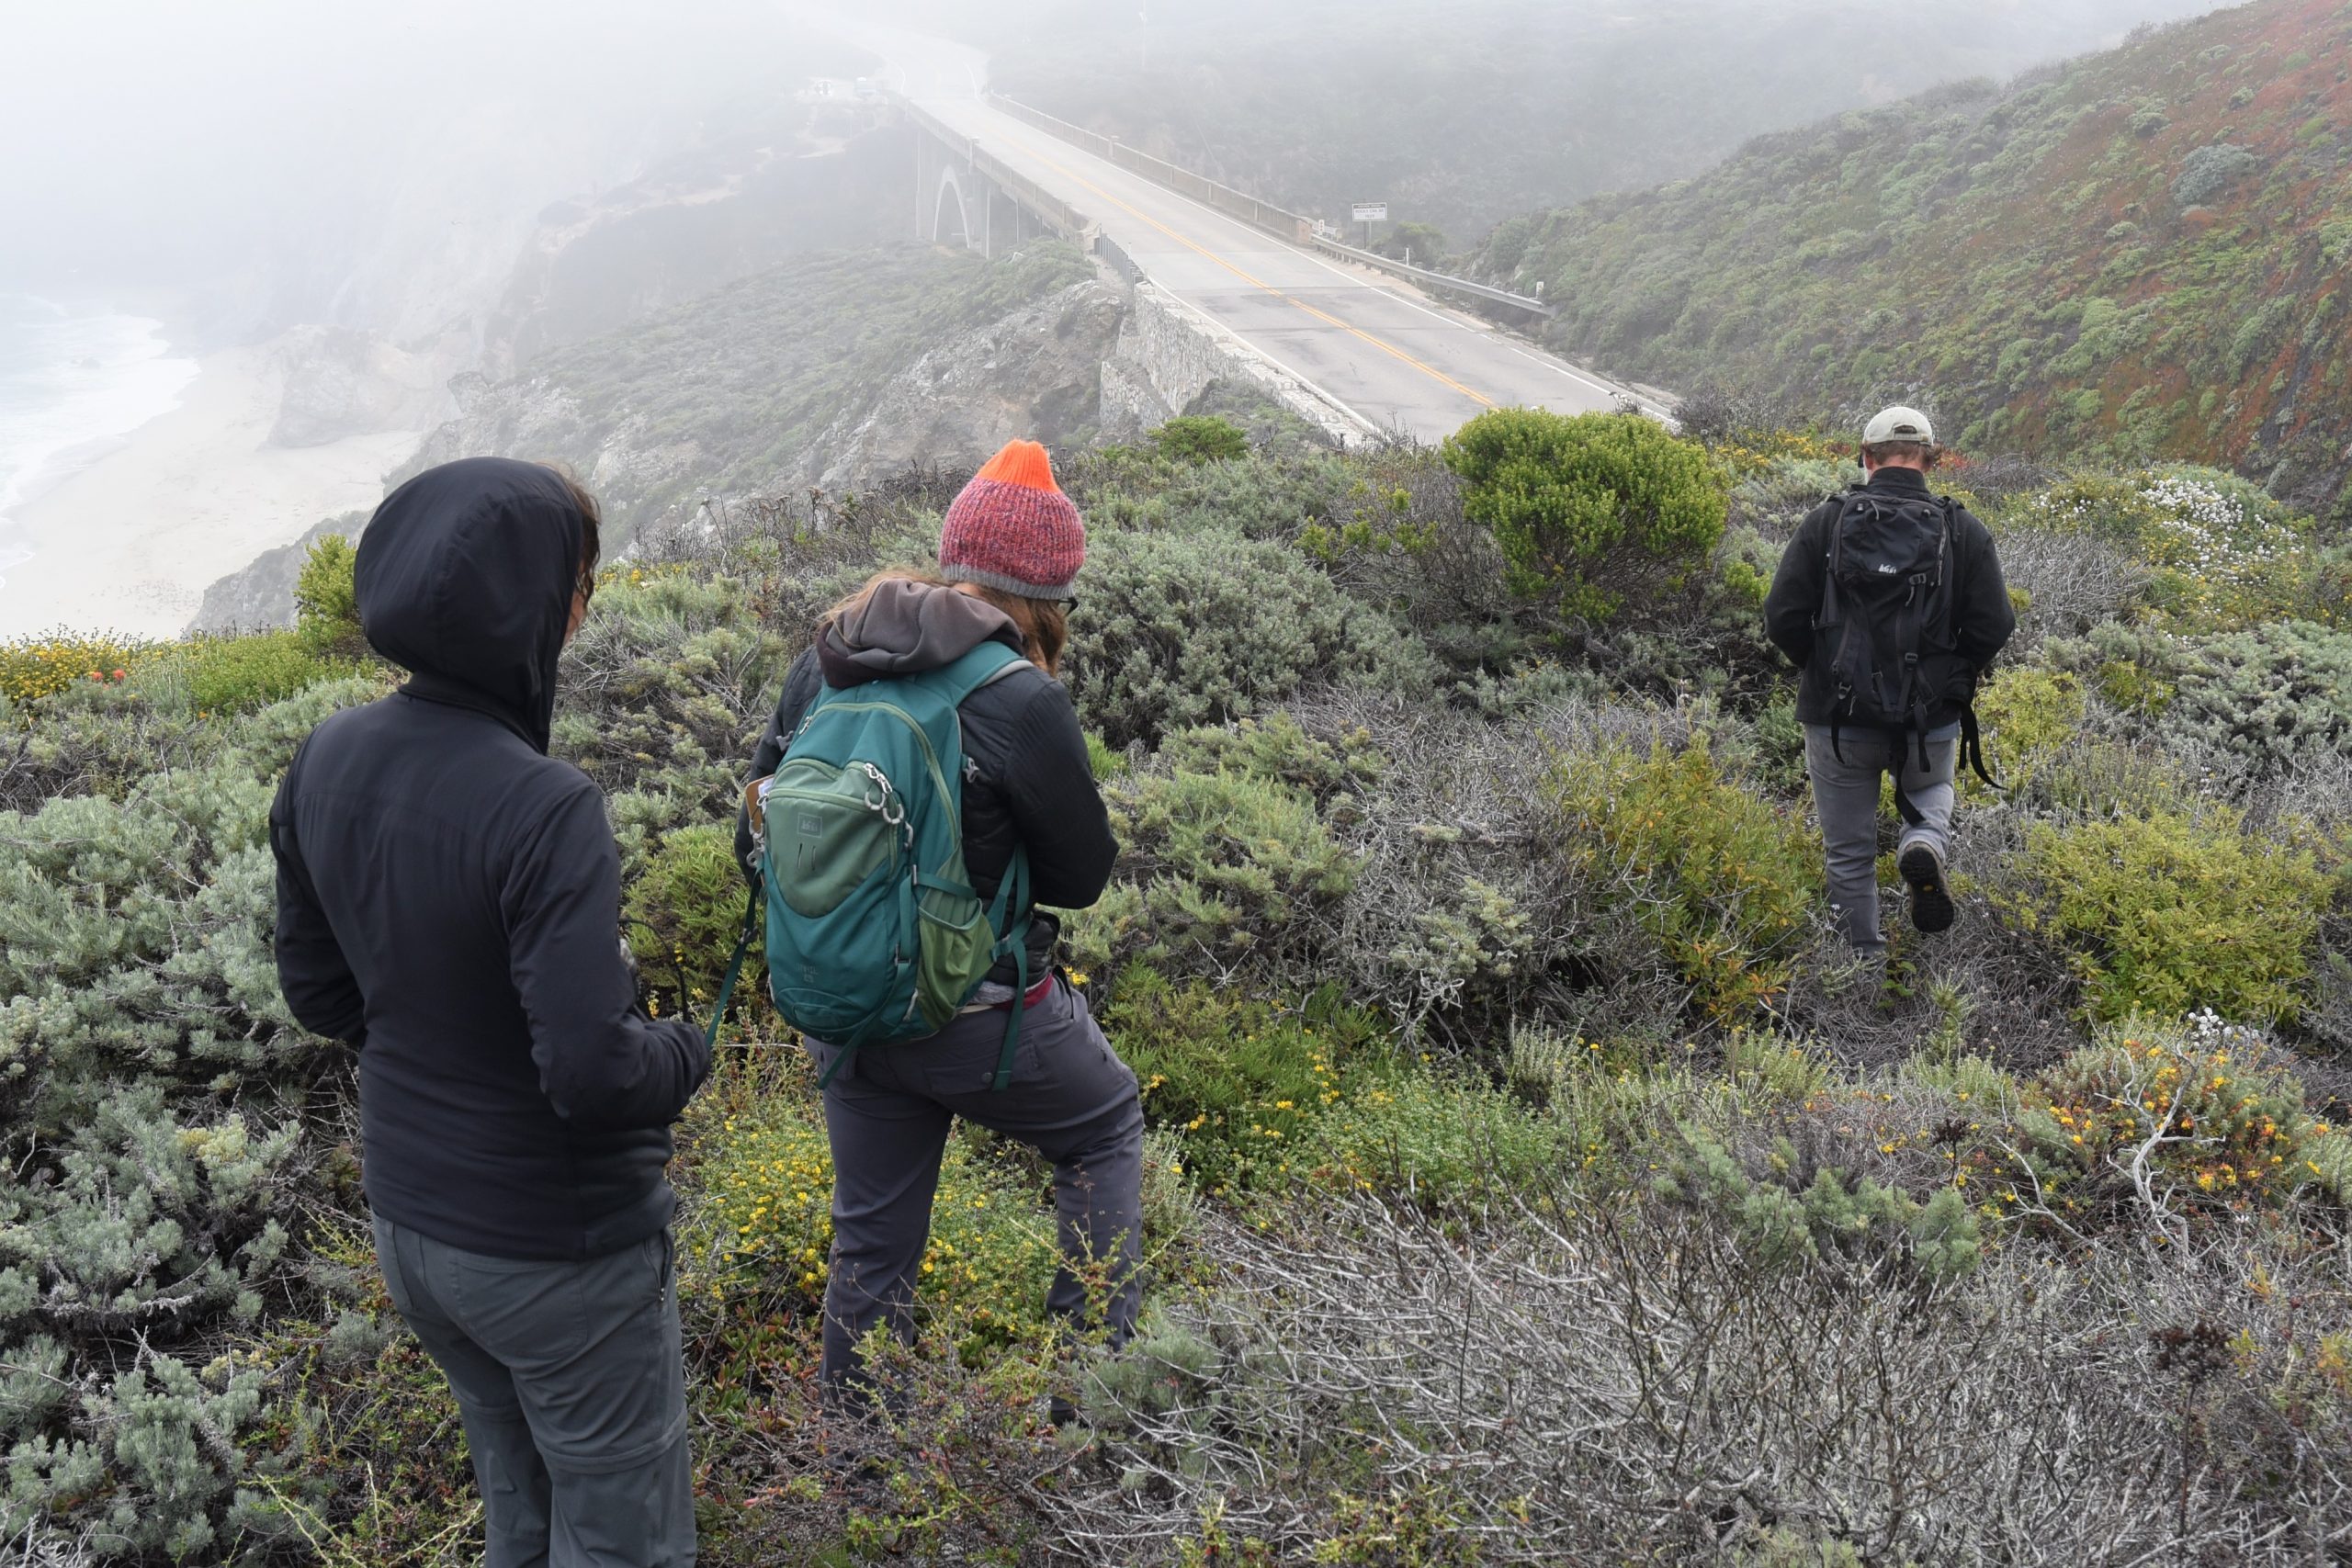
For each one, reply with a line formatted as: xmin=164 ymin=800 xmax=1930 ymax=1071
xmin=1764 ymin=407 xmax=2015 ymax=953
xmin=271 ymin=457 xmax=710 ymax=1567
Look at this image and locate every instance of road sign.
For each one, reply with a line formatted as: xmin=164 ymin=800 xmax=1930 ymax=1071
xmin=1351 ymin=202 xmax=1388 ymax=222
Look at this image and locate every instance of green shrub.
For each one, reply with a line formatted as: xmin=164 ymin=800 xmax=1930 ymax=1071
xmin=1066 ymin=527 xmax=1435 ymax=750
xmin=1150 ymin=415 xmax=1250 ymax=465
xmin=2171 ymin=142 xmax=2259 ymax=208
xmin=2000 ymin=805 xmax=2335 ymax=1024
xmin=0 ymin=680 xmax=401 ymax=1555
xmin=1300 ymin=1066 xmax=1581 ymax=1212
xmin=1969 ymin=664 xmax=2087 ymax=795
xmin=2045 ymin=619 xmax=2179 ymax=714
xmin=0 ymin=1088 xmax=300 ymax=1557
xmin=1655 ymin=1124 xmax=1983 ymax=1286
xmin=1442 ymin=409 xmax=1728 ymax=623
xmin=2165 ymin=620 xmax=2352 ymax=771
xmin=624 ymin=823 xmax=758 ymax=1019
xmin=1154 ymin=712 xmax=1383 ymax=801
xmin=2011 ymin=1019 xmax=2342 ymax=1226
xmin=153 ymin=631 xmax=365 ymax=716
xmin=2052 ymin=618 xmax=2352 ymax=773
xmin=552 ymin=567 xmax=795 ymax=822
xmin=1102 ymin=968 xmax=1388 ymax=1196
xmin=1555 ymin=741 xmax=1821 ymax=1021
xmin=1065 ymin=752 xmax=1360 ymax=983
xmin=291 ymin=534 xmax=368 ymax=659
xmin=1729 ymin=455 xmax=1849 ymax=525
xmin=1073 ymin=446 xmax=1358 ymax=544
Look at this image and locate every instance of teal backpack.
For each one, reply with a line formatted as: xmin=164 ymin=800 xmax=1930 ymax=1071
xmin=708 ymin=641 xmax=1035 ymax=1090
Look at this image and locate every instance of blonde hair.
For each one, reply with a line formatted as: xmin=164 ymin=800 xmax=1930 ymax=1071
xmin=823 ymin=569 xmax=1069 ymax=676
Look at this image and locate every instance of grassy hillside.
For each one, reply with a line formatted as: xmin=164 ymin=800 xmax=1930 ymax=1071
xmin=1475 ymin=0 xmax=2352 ymax=513
xmin=988 ymin=0 xmax=2226 ymax=248
xmin=6 ymin=408 xmax=2352 ymax=1562
xmin=397 ymin=241 xmax=1101 ymax=540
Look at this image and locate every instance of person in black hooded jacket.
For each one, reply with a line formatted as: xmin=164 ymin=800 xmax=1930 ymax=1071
xmin=737 ymin=440 xmax=1134 ymax=1409
xmin=1763 ymin=408 xmax=2015 ymax=952
xmin=271 ymin=457 xmax=707 ymax=1567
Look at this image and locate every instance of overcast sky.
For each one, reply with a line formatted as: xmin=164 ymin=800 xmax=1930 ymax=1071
xmin=0 ymin=1 xmax=836 ymax=320
xmin=0 ymin=0 xmax=2230 ymax=331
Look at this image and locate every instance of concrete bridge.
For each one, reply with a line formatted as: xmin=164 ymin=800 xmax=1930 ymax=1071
xmin=908 ymin=97 xmax=1085 ymax=257
xmin=872 ymin=27 xmax=1667 ymax=445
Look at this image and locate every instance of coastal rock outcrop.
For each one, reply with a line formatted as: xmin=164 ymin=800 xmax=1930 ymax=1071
xmin=267 ymin=327 xmax=452 ymax=449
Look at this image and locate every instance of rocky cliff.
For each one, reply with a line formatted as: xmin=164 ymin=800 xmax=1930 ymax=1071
xmin=391 ymin=241 xmax=1117 ymax=543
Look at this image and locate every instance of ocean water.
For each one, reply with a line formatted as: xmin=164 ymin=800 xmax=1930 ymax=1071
xmin=0 ymin=292 xmax=199 ymax=591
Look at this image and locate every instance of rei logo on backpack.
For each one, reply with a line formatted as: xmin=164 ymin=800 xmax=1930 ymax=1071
xmin=1813 ymin=489 xmax=1998 ymax=821
xmin=714 ymin=641 xmax=1035 ymax=1090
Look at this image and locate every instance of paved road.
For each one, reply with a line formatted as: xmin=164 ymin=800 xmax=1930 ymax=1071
xmin=852 ymin=24 xmax=1660 ymax=445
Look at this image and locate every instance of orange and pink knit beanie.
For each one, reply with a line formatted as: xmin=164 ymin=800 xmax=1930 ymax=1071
xmin=939 ymin=440 xmax=1085 ymax=599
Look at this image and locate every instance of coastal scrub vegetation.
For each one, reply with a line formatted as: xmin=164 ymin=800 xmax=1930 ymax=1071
xmin=4 ymin=405 xmax=2351 ymax=1564
xmin=1474 ymin=0 xmax=2352 ymax=518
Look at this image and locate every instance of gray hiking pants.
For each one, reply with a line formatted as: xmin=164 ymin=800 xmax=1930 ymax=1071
xmin=1804 ymin=724 xmax=1958 ymax=951
xmin=805 ymin=976 xmax=1144 ymax=1399
xmin=370 ymin=1213 xmax=695 ymax=1568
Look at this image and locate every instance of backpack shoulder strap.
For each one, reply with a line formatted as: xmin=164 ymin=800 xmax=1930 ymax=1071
xmin=915 ymin=637 xmax=1031 ymax=709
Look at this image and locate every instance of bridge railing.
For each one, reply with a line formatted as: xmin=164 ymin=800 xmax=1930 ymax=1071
xmin=985 ymin=93 xmax=1554 ymax=318
xmin=899 ymin=96 xmax=1096 ymax=243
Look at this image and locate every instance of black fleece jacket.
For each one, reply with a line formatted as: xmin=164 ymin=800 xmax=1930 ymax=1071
xmin=737 ymin=580 xmax=1117 ymax=983
xmin=271 ymin=457 xmax=709 ymax=1262
xmin=1763 ymin=465 xmax=2016 ymax=727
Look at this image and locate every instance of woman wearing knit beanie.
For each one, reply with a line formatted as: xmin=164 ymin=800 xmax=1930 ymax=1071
xmin=734 ymin=440 xmax=1138 ymax=1408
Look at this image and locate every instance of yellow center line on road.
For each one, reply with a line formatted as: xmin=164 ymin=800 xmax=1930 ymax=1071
xmin=1006 ymin=135 xmax=1496 ymax=410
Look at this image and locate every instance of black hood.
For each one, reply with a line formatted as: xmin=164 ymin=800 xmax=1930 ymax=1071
xmin=356 ymin=457 xmax=583 ymax=752
xmin=817 ymin=578 xmax=1024 ymax=689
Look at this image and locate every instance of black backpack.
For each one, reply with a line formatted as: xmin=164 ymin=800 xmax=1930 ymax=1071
xmin=1812 ymin=489 xmax=1999 ymax=822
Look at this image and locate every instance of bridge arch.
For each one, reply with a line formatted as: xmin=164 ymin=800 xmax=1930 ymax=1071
xmin=932 ymin=166 xmax=974 ymax=249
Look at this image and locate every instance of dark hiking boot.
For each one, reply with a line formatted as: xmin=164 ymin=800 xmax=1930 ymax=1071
xmin=1898 ymin=842 xmax=1954 ymax=934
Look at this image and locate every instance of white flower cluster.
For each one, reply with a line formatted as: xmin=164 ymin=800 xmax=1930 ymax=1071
xmin=2138 ymin=475 xmax=2296 ymax=583
xmin=2025 ymin=491 xmax=2109 ymax=527
xmin=2184 ymin=1004 xmax=2269 ymax=1053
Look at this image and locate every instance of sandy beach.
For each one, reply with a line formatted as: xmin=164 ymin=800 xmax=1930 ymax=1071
xmin=0 ymin=346 xmax=421 ymax=640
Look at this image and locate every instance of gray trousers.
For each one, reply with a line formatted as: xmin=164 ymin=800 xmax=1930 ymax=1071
xmin=371 ymin=1213 xmax=695 ymax=1568
xmin=806 ymin=976 xmax=1144 ymax=1397
xmin=1804 ymin=724 xmax=1958 ymax=950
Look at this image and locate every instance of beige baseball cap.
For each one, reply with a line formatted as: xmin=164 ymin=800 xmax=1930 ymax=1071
xmin=1861 ymin=405 xmax=1936 ymax=446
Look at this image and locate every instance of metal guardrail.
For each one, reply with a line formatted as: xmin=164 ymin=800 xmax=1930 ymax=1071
xmin=1303 ymin=235 xmax=1555 ymax=318
xmin=898 ymin=96 xmax=1095 ymax=243
xmin=986 ymin=93 xmax=1555 ymax=318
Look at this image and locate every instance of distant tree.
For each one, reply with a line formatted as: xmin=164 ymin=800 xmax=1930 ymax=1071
xmin=1151 ymin=415 xmax=1250 ymax=465
xmin=1373 ymin=221 xmax=1451 ymax=266
xmin=1442 ymin=409 xmax=1728 ymax=623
